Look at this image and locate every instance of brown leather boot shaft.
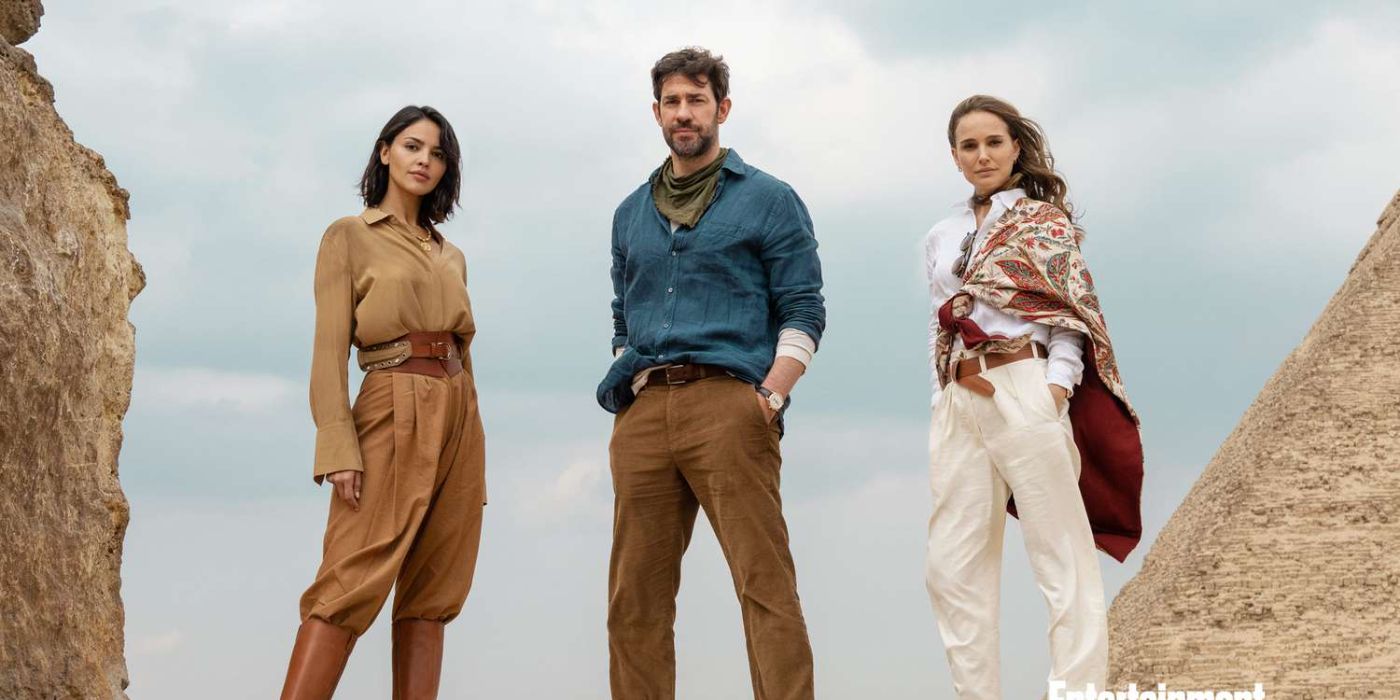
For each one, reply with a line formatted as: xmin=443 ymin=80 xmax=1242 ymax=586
xmin=280 ymin=618 xmax=356 ymax=700
xmin=392 ymin=619 xmax=445 ymax=700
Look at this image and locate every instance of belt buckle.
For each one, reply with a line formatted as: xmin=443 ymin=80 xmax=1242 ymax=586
xmin=664 ymin=365 xmax=687 ymax=385
xmin=430 ymin=341 xmax=452 ymax=359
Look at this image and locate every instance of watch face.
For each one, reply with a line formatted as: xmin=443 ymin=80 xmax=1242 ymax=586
xmin=767 ymin=393 xmax=784 ymax=411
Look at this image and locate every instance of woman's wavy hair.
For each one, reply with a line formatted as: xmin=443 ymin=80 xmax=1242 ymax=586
xmin=947 ymin=95 xmax=1075 ymax=223
xmin=359 ymin=105 xmax=462 ymax=232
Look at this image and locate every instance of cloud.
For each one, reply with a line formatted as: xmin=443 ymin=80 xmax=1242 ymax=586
xmin=129 ymin=630 xmax=184 ymax=657
xmin=520 ymin=456 xmax=611 ymax=524
xmin=1054 ymin=15 xmax=1400 ymax=256
xmin=136 ymin=366 xmax=298 ymax=414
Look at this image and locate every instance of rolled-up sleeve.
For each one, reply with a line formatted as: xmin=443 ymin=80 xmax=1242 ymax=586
xmin=308 ymin=224 xmax=361 ymax=481
xmin=760 ymin=187 xmax=826 ymax=347
xmin=609 ymin=208 xmax=629 ymax=351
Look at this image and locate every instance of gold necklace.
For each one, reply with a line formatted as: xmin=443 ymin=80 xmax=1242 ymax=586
xmin=408 ymin=226 xmax=433 ymax=253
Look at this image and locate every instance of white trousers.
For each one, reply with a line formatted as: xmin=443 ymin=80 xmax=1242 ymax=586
xmin=924 ymin=358 xmax=1107 ymax=700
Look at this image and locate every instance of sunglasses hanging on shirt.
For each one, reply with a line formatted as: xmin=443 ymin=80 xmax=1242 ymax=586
xmin=952 ymin=230 xmax=975 ymax=279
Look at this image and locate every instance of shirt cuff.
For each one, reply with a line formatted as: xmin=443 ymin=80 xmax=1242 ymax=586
xmin=313 ymin=421 xmax=363 ymax=480
xmin=1045 ymin=326 xmax=1085 ymax=395
xmin=776 ymin=328 xmax=817 ymax=368
xmin=1045 ymin=367 xmax=1077 ymax=397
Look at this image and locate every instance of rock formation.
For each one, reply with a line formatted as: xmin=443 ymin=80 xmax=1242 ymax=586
xmin=0 ymin=0 xmax=39 ymax=45
xmin=1108 ymin=189 xmax=1400 ymax=698
xmin=0 ymin=0 xmax=143 ymax=697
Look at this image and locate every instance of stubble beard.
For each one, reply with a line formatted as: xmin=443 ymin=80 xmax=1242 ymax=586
xmin=665 ymin=123 xmax=715 ymax=160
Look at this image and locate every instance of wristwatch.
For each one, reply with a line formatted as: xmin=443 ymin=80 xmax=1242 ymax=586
xmin=757 ymin=386 xmax=788 ymax=415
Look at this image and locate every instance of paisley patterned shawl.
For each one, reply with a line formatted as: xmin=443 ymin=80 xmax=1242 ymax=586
xmin=935 ymin=196 xmax=1145 ymax=562
xmin=934 ymin=197 xmax=1138 ymax=424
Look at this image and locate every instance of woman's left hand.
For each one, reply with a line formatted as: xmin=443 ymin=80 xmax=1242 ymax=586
xmin=1049 ymin=384 xmax=1069 ymax=412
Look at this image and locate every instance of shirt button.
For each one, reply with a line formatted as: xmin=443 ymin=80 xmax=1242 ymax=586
xmin=671 ymin=251 xmax=678 ymax=257
xmin=662 ymin=323 xmax=670 ymax=328
xmin=667 ymin=287 xmax=674 ymax=293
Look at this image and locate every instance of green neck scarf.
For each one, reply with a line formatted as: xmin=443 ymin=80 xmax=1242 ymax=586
xmin=652 ymin=148 xmax=729 ymax=228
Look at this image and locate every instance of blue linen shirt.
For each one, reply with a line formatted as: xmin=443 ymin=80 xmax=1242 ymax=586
xmin=597 ymin=150 xmax=826 ymax=413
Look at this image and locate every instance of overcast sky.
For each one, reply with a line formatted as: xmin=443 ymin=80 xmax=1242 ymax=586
xmin=23 ymin=1 xmax=1400 ymax=697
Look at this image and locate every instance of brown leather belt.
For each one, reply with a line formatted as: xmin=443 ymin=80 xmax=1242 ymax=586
xmin=371 ymin=331 xmax=463 ymax=378
xmin=953 ymin=341 xmax=1047 ymax=396
xmin=644 ymin=363 xmax=732 ymax=387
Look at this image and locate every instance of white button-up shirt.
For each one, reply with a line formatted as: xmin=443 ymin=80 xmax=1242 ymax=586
xmin=924 ymin=188 xmax=1084 ymax=407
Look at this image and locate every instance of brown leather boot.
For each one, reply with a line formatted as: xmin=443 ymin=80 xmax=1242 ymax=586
xmin=392 ymin=618 xmax=445 ymax=700
xmin=279 ymin=618 xmax=357 ymax=700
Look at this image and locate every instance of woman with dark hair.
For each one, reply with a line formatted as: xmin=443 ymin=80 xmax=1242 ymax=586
xmin=922 ymin=95 xmax=1143 ymax=698
xmin=279 ymin=105 xmax=486 ymax=700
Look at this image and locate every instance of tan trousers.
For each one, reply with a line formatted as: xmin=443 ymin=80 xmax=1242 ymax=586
xmin=924 ymin=358 xmax=1107 ymax=699
xmin=608 ymin=376 xmax=814 ymax=700
xmin=300 ymin=369 xmax=486 ymax=636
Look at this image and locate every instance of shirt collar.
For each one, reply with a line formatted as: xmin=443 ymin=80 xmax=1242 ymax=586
xmin=992 ymin=187 xmax=1026 ymax=210
xmin=951 ymin=187 xmax=1027 ymax=213
xmin=360 ymin=207 xmax=391 ymax=225
xmin=720 ymin=148 xmax=749 ymax=177
xmin=648 ymin=148 xmax=750 ymax=183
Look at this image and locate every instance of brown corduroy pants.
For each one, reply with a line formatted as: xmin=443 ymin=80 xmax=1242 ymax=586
xmin=608 ymin=375 xmax=814 ymax=700
xmin=300 ymin=369 xmax=486 ymax=636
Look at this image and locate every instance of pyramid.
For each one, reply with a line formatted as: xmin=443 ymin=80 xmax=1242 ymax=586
xmin=1107 ymin=189 xmax=1400 ymax=698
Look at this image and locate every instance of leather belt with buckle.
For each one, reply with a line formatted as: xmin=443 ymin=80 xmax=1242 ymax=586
xmin=646 ymin=363 xmax=732 ymax=387
xmin=361 ymin=331 xmax=464 ymax=378
xmin=953 ymin=341 xmax=1048 ymax=397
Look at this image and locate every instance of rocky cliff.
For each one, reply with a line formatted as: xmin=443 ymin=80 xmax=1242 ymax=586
xmin=0 ymin=0 xmax=39 ymax=45
xmin=1108 ymin=190 xmax=1400 ymax=698
xmin=0 ymin=0 xmax=143 ymax=697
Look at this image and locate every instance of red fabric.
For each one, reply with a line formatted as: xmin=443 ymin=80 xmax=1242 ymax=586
xmin=938 ymin=301 xmax=1144 ymax=562
xmin=938 ymin=299 xmax=1002 ymax=346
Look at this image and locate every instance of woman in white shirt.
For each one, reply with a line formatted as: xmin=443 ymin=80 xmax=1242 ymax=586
xmin=923 ymin=95 xmax=1142 ymax=699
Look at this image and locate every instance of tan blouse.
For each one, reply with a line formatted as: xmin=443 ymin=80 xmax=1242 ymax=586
xmin=309 ymin=207 xmax=476 ymax=479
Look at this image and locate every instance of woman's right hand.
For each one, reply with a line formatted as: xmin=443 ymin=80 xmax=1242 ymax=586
xmin=326 ymin=470 xmax=362 ymax=511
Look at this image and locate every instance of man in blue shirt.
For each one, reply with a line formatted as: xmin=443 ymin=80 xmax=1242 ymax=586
xmin=599 ymin=47 xmax=825 ymax=700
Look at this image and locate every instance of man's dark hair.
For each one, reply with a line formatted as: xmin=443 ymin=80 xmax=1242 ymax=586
xmin=651 ymin=47 xmax=730 ymax=102
xmin=358 ymin=105 xmax=462 ymax=231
